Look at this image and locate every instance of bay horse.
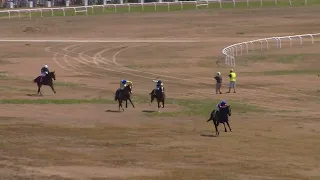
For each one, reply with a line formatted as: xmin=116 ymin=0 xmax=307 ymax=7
xmin=33 ymin=71 xmax=56 ymax=96
xmin=114 ymin=84 xmax=135 ymax=112
xmin=207 ymin=105 xmax=232 ymax=136
xmin=150 ymin=87 xmax=165 ymax=112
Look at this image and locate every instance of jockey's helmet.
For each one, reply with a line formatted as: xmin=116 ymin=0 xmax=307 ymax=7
xmin=44 ymin=64 xmax=48 ymax=68
xmin=121 ymin=79 xmax=127 ymax=84
xmin=230 ymin=69 xmax=234 ymax=72
xmin=217 ymin=72 xmax=221 ymax=75
xmin=220 ymin=100 xmax=226 ymax=106
xmin=158 ymin=80 xmax=162 ymax=84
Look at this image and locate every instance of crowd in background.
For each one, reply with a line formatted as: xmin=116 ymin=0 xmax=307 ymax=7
xmin=0 ymin=0 xmax=104 ymax=8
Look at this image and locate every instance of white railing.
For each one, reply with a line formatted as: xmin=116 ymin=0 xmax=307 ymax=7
xmin=222 ymin=33 xmax=320 ymax=67
xmin=0 ymin=0 xmax=310 ymax=20
xmin=0 ymin=1 xmax=216 ymax=19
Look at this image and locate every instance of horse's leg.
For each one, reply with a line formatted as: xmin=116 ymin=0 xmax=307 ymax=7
xmin=223 ymin=122 xmax=227 ymax=132
xmin=214 ymin=121 xmax=219 ymax=136
xmin=162 ymin=98 xmax=164 ymax=108
xmin=125 ymin=99 xmax=128 ymax=108
xmin=37 ymin=84 xmax=42 ymax=96
xmin=128 ymin=98 xmax=135 ymax=108
xmin=157 ymin=101 xmax=160 ymax=112
xmin=49 ymin=84 xmax=56 ymax=94
xmin=226 ymin=121 xmax=232 ymax=132
xmin=118 ymin=100 xmax=124 ymax=112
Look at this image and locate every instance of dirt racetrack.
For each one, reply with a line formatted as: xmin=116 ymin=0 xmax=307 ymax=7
xmin=0 ymin=6 xmax=320 ymax=180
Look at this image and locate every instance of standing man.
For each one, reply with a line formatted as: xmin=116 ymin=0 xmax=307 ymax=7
xmin=214 ymin=72 xmax=222 ymax=94
xmin=228 ymin=69 xmax=236 ymax=93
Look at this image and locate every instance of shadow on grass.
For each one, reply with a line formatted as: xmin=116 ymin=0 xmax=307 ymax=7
xmin=142 ymin=110 xmax=158 ymax=113
xmin=200 ymin=133 xmax=219 ymax=138
xmin=26 ymin=93 xmax=41 ymax=97
xmin=105 ymin=110 xmax=120 ymax=113
xmin=200 ymin=131 xmax=220 ymax=138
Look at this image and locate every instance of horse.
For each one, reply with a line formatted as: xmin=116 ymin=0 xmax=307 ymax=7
xmin=207 ymin=105 xmax=232 ymax=136
xmin=150 ymin=87 xmax=165 ymax=112
xmin=114 ymin=84 xmax=135 ymax=112
xmin=33 ymin=71 xmax=56 ymax=96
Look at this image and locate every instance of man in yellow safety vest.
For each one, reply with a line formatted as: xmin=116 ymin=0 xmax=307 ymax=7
xmin=228 ymin=69 xmax=236 ymax=93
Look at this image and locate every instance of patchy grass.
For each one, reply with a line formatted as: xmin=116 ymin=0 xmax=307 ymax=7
xmin=0 ymin=86 xmax=34 ymax=93
xmin=241 ymin=53 xmax=317 ymax=64
xmin=261 ymin=69 xmax=319 ymax=75
xmin=242 ymin=69 xmax=319 ymax=76
xmin=0 ymin=71 xmax=8 ymax=78
xmin=144 ymin=98 xmax=266 ymax=117
xmin=54 ymin=81 xmax=86 ymax=87
xmin=275 ymin=54 xmax=305 ymax=64
xmin=238 ymin=53 xmax=320 ymax=69
xmin=0 ymin=98 xmax=115 ymax=104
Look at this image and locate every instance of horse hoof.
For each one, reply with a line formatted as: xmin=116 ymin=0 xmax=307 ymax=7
xmin=230 ymin=130 xmax=233 ymax=132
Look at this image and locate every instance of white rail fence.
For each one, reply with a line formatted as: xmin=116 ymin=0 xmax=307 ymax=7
xmin=222 ymin=33 xmax=320 ymax=67
xmin=0 ymin=0 xmax=311 ymax=19
xmin=0 ymin=1 xmax=214 ymax=19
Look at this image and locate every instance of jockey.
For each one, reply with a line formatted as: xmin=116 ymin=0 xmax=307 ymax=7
xmin=216 ymin=100 xmax=227 ymax=113
xmin=120 ymin=79 xmax=132 ymax=90
xmin=40 ymin=64 xmax=50 ymax=82
xmin=152 ymin=79 xmax=164 ymax=94
xmin=118 ymin=79 xmax=133 ymax=97
xmin=152 ymin=80 xmax=163 ymax=92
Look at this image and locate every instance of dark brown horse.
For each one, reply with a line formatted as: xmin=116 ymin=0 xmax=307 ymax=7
xmin=150 ymin=87 xmax=165 ymax=112
xmin=114 ymin=84 xmax=135 ymax=112
xmin=33 ymin=71 xmax=56 ymax=95
xmin=207 ymin=105 xmax=232 ymax=136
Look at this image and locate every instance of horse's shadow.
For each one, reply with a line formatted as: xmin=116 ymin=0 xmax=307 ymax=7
xmin=200 ymin=132 xmax=219 ymax=138
xmin=26 ymin=93 xmax=42 ymax=97
xmin=142 ymin=110 xmax=157 ymax=113
xmin=105 ymin=110 xmax=120 ymax=113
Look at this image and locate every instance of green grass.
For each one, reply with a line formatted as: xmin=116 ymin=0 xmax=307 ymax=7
xmin=0 ymin=95 xmax=265 ymax=117
xmin=242 ymin=53 xmax=318 ymax=64
xmin=0 ymin=86 xmax=34 ymax=93
xmin=0 ymin=98 xmax=114 ymax=104
xmin=1 ymin=0 xmax=319 ymax=18
xmin=258 ymin=69 xmax=319 ymax=75
xmin=144 ymin=97 xmax=266 ymax=117
xmin=241 ymin=69 xmax=319 ymax=75
xmin=54 ymin=81 xmax=86 ymax=87
xmin=0 ymin=71 xmax=8 ymax=78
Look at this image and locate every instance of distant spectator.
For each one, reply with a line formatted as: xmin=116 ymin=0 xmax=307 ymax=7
xmin=214 ymin=72 xmax=222 ymax=94
xmin=227 ymin=69 xmax=236 ymax=93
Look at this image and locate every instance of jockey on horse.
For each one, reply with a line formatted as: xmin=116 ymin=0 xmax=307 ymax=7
xmin=216 ymin=100 xmax=227 ymax=114
xmin=115 ymin=79 xmax=133 ymax=100
xmin=151 ymin=79 xmax=164 ymax=97
xmin=40 ymin=64 xmax=50 ymax=83
xmin=207 ymin=99 xmax=232 ymax=135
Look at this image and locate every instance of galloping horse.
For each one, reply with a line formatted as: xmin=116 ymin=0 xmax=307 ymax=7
xmin=33 ymin=71 xmax=56 ymax=95
xmin=150 ymin=87 xmax=165 ymax=112
xmin=207 ymin=105 xmax=232 ymax=136
xmin=115 ymin=84 xmax=135 ymax=112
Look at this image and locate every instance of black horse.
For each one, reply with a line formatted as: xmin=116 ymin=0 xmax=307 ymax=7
xmin=207 ymin=105 xmax=232 ymax=136
xmin=33 ymin=71 xmax=56 ymax=96
xmin=150 ymin=87 xmax=165 ymax=112
xmin=115 ymin=84 xmax=135 ymax=112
